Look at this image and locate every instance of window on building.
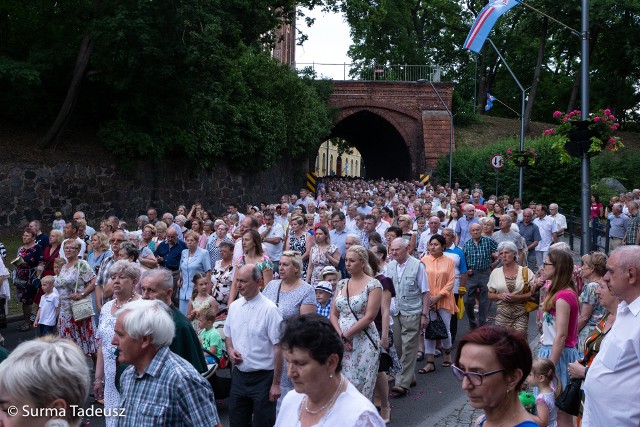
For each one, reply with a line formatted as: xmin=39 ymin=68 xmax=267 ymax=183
xmin=322 ymin=153 xmax=326 ymax=174
xmin=330 ymin=155 xmax=334 ymax=175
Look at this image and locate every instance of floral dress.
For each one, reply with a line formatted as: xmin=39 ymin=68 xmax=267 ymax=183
xmin=309 ymin=244 xmax=338 ymax=286
xmin=334 ymin=278 xmax=382 ymax=400
xmin=288 ymin=232 xmax=309 ymax=277
xmin=55 ymin=260 xmax=98 ymax=355
xmin=577 ymin=281 xmax=605 ymax=356
xmin=97 ymin=299 xmax=120 ymax=427
xmin=15 ymin=245 xmax=42 ymax=305
xmin=211 ymin=260 xmax=233 ymax=309
xmin=236 ymin=255 xmax=274 ymax=290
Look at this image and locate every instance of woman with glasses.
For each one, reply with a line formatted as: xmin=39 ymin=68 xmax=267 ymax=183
xmin=55 ymin=241 xmax=98 ymax=357
xmin=453 ymin=324 xmax=537 ymax=427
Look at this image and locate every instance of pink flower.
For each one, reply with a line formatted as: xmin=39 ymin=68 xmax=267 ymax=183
xmin=544 ymin=129 xmax=554 ymax=136
xmin=563 ymin=117 xmax=569 ymax=122
xmin=610 ymin=125 xmax=617 ymax=131
xmin=553 ymin=111 xmax=563 ymax=119
xmin=609 ymin=138 xmax=615 ymax=143
xmin=594 ymin=116 xmax=600 ymax=122
xmin=507 ymin=148 xmax=512 ymax=154
xmin=609 ymin=115 xmax=615 ymax=121
xmin=604 ymin=109 xmax=611 ymax=116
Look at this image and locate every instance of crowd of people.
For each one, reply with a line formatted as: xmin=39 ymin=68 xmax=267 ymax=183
xmin=0 ymin=177 xmax=639 ymax=427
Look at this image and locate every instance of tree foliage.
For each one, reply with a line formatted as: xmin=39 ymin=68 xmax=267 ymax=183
xmin=0 ymin=0 xmax=333 ymax=170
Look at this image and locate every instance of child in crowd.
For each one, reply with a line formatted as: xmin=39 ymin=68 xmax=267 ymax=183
xmin=528 ymin=358 xmax=561 ymax=427
xmin=33 ymin=276 xmax=60 ymax=337
xmin=198 ymin=309 xmax=224 ymax=364
xmin=187 ymin=273 xmax=218 ymax=335
xmin=314 ymin=281 xmax=333 ymax=319
xmin=52 ymin=212 xmax=66 ymax=232
xmin=320 ymin=266 xmax=340 ymax=292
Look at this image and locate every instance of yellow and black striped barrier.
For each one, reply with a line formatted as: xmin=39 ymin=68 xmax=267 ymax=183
xmin=419 ymin=173 xmax=430 ymax=185
xmin=306 ymin=172 xmax=317 ymax=193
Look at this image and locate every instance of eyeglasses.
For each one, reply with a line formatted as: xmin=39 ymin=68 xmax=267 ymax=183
xmin=543 ymin=262 xmax=554 ymax=267
xmin=64 ymin=247 xmax=79 ymax=251
xmin=451 ymin=364 xmax=504 ymax=386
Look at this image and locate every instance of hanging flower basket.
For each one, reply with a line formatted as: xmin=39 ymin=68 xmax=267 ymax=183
xmin=543 ymin=109 xmax=623 ymax=163
xmin=505 ymin=147 xmax=537 ymax=168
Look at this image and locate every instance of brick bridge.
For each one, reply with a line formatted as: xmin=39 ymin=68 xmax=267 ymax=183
xmin=325 ymin=80 xmax=454 ymax=180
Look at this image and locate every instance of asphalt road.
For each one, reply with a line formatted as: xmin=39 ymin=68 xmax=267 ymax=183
xmin=0 ymin=306 xmax=539 ymax=427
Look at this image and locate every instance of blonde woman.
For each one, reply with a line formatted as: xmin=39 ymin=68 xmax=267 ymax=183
xmin=397 ymin=214 xmax=417 ymax=256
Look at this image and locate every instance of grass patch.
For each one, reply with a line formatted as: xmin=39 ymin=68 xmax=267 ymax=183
xmin=1 ymin=234 xmax=27 ymax=316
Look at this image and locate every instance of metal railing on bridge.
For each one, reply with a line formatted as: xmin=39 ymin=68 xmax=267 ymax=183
xmin=565 ymin=210 xmax=619 ymax=255
xmin=296 ymin=62 xmax=441 ymax=82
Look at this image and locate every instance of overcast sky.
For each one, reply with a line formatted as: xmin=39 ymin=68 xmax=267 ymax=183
xmin=295 ymin=8 xmax=352 ymax=80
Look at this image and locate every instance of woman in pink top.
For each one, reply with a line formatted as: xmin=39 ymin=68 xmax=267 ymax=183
xmin=418 ymin=234 xmax=457 ymax=373
xmin=538 ymin=249 xmax=579 ymax=427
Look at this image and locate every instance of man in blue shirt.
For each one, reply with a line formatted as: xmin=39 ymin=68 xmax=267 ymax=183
xmin=455 ymin=204 xmax=480 ymax=247
xmin=154 ymin=227 xmax=186 ymax=306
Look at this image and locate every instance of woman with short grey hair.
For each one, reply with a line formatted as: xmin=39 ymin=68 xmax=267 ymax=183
xmin=94 ymin=260 xmax=142 ymax=426
xmin=487 ymin=241 xmax=537 ymax=334
xmin=0 ymin=336 xmax=90 ymax=427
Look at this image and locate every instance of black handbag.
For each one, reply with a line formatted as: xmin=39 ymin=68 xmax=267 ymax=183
xmin=555 ymin=377 xmax=582 ymax=416
xmin=424 ymin=310 xmax=449 ymax=340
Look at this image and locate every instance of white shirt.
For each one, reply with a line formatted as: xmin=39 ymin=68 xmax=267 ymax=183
xmin=224 ymin=293 xmax=283 ymax=372
xmin=375 ymin=220 xmax=390 ymax=236
xmin=533 ymin=216 xmax=558 ymax=252
xmin=582 ymin=295 xmax=640 ymax=426
xmin=417 ymin=229 xmax=441 ymax=256
xmin=38 ymin=289 xmax=60 ymax=326
xmin=346 ymin=216 xmax=357 ymax=231
xmin=275 ymin=380 xmax=385 ymax=427
xmin=551 ymin=213 xmax=567 ymax=234
xmin=259 ymin=223 xmax=284 ymax=262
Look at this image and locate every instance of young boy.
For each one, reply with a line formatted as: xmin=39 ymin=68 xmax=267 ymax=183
xmin=320 ymin=266 xmax=341 ymax=292
xmin=198 ymin=309 xmax=224 ymax=364
xmin=34 ymin=276 xmax=60 ymax=337
xmin=315 ymin=281 xmax=333 ymax=319
xmin=52 ymin=212 xmax=66 ymax=232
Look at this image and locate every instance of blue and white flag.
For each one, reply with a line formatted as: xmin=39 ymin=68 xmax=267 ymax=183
xmin=485 ymin=93 xmax=496 ymax=111
xmin=464 ymin=0 xmax=520 ymax=54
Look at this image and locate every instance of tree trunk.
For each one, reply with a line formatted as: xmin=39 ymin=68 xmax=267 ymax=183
xmin=523 ymin=17 xmax=548 ymax=134
xmin=38 ymin=30 xmax=94 ymax=149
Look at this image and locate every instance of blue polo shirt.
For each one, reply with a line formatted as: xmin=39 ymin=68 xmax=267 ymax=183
xmin=154 ymin=240 xmax=187 ymax=271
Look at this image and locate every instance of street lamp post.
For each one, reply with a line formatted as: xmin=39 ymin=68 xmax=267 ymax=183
xmin=580 ymin=0 xmax=591 ymax=254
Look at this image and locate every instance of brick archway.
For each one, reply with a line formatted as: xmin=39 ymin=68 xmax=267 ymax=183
xmin=328 ymin=81 xmax=454 ymax=179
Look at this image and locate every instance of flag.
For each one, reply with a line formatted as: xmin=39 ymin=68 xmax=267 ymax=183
xmin=485 ymin=93 xmax=496 ymax=111
xmin=464 ymin=0 xmax=521 ymax=54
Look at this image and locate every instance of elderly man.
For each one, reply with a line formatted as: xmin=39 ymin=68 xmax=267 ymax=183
xmin=113 ymin=299 xmax=219 ymax=427
xmin=549 ymin=203 xmax=567 ymax=238
xmin=139 ymin=268 xmax=207 ymax=373
xmin=225 ymin=264 xmax=283 ymax=426
xmin=624 ymin=201 xmax=640 ymax=245
xmin=455 ymin=204 xmax=480 ymax=247
xmin=154 ymin=227 xmax=186 ymax=306
xmin=417 ymin=216 xmax=441 ymax=256
xmin=146 ymin=207 xmax=158 ymax=225
xmin=463 ymin=223 xmax=497 ymax=329
xmin=492 ymin=215 xmax=526 ymax=266
xmin=73 ymin=211 xmax=96 ymax=236
xmin=582 ymin=246 xmax=640 ymax=426
xmin=162 ymin=212 xmax=184 ymax=242
xmin=330 ymin=211 xmax=351 ymax=277
xmin=533 ymin=204 xmax=558 ymax=269
xmin=518 ymin=208 xmax=541 ymax=271
xmin=609 ymin=202 xmax=629 ymax=250
xmin=388 ymin=238 xmax=430 ymax=397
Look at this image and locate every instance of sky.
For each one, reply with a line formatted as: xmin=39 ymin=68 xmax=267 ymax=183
xmin=294 ymin=8 xmax=352 ymax=80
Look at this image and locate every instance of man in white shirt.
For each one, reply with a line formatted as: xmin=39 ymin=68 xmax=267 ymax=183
xmin=582 ymin=246 xmax=640 ymax=427
xmin=417 ymin=216 xmax=441 ymax=256
xmin=345 ymin=204 xmax=358 ymax=231
xmin=548 ymin=203 xmax=567 ymax=238
xmin=533 ymin=204 xmax=558 ymax=269
xmin=225 ymin=264 xmax=283 ymax=427
xmin=259 ymin=211 xmax=284 ymax=272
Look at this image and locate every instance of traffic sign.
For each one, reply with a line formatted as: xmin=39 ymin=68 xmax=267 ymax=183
xmin=490 ymin=154 xmax=504 ymax=170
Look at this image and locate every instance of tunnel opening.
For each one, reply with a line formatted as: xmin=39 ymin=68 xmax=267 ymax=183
xmin=320 ymin=110 xmax=412 ymax=180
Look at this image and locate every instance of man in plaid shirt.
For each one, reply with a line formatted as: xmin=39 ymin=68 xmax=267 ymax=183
xmin=462 ymin=223 xmax=497 ymax=329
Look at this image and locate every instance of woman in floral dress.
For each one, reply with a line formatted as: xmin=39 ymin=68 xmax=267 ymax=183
xmin=55 ymin=241 xmax=98 ymax=356
xmin=307 ymin=225 xmax=340 ymax=286
xmin=330 ymin=245 xmax=382 ymax=401
xmin=211 ymin=241 xmax=234 ymax=310
xmin=94 ymin=260 xmax=141 ymax=426
xmin=285 ymin=216 xmax=314 ymax=280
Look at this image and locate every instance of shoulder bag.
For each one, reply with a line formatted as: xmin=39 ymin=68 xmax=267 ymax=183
xmin=345 ymin=280 xmax=392 ymax=372
xmin=71 ymin=263 xmax=95 ymax=322
xmin=555 ymin=348 xmax=593 ymax=416
xmin=522 ymin=268 xmax=539 ymax=313
xmin=424 ymin=309 xmax=449 ymax=340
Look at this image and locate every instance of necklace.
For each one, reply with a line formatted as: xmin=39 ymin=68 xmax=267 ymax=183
xmin=114 ymin=293 xmax=135 ymax=309
xmin=300 ymin=375 xmax=345 ymax=416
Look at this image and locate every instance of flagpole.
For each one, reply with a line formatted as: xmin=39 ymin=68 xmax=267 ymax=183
xmin=487 ymin=38 xmax=525 ymax=201
xmin=580 ymin=0 xmax=590 ymax=254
